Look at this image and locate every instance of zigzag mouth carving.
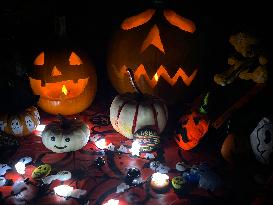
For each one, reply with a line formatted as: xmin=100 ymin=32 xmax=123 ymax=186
xmin=29 ymin=77 xmax=89 ymax=100
xmin=120 ymin=64 xmax=198 ymax=88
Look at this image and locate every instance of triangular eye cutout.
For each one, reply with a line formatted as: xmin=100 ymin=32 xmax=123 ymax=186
xmin=69 ymin=52 xmax=83 ymax=65
xmin=164 ymin=10 xmax=196 ymax=33
xmin=141 ymin=25 xmax=165 ymax=53
xmin=34 ymin=52 xmax=44 ymax=65
xmin=51 ymin=66 xmax=62 ymax=77
xmin=121 ymin=9 xmax=155 ymax=30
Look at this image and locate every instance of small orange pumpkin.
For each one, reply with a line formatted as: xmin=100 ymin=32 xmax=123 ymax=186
xmin=175 ymin=110 xmax=209 ymax=150
xmin=0 ymin=106 xmax=40 ymax=137
xmin=29 ymin=49 xmax=97 ymax=115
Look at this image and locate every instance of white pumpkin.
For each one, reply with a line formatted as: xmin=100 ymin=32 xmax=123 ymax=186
xmin=110 ymin=93 xmax=168 ymax=139
xmin=42 ymin=118 xmax=90 ymax=153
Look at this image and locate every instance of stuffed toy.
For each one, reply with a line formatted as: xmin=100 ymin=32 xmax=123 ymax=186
xmin=214 ymin=32 xmax=268 ymax=86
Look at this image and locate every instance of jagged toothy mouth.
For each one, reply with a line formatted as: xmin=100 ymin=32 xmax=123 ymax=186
xmin=29 ymin=77 xmax=89 ymax=100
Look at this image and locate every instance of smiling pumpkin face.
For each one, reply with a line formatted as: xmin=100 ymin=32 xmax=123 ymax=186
xmin=108 ymin=8 xmax=202 ymax=104
xmin=29 ymin=49 xmax=97 ymax=115
xmin=41 ymin=118 xmax=90 ymax=153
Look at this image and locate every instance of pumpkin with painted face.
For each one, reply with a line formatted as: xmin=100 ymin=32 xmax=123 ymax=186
xmin=107 ymin=6 xmax=203 ymax=104
xmin=31 ymin=164 xmax=51 ymax=180
xmin=29 ymin=48 xmax=97 ymax=115
xmin=0 ymin=106 xmax=40 ymax=137
xmin=41 ymin=117 xmax=90 ymax=153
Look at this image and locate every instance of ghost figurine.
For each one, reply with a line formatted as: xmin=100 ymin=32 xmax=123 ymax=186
xmin=250 ymin=117 xmax=273 ymax=164
xmin=0 ymin=164 xmax=11 ymax=176
xmin=11 ymin=119 xmax=23 ymax=135
xmin=0 ymin=121 xmax=7 ymax=131
xmin=42 ymin=170 xmax=71 ymax=185
xmin=0 ymin=176 xmax=6 ymax=186
xmin=25 ymin=116 xmax=35 ymax=132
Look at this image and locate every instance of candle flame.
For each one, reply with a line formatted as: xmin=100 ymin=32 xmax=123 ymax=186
xmin=154 ymin=73 xmax=159 ymax=82
xmin=62 ymin=85 xmax=68 ymax=95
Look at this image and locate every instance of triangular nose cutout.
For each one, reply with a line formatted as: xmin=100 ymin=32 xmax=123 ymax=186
xmin=141 ymin=25 xmax=165 ymax=54
xmin=51 ymin=66 xmax=62 ymax=77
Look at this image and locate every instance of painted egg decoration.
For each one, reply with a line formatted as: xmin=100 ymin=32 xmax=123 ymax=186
xmin=29 ymin=48 xmax=97 ymax=115
xmin=171 ymin=176 xmax=186 ymax=190
xmin=31 ymin=164 xmax=51 ymax=180
xmin=42 ymin=117 xmax=90 ymax=153
xmin=133 ymin=127 xmax=160 ymax=152
xmin=0 ymin=106 xmax=40 ymax=137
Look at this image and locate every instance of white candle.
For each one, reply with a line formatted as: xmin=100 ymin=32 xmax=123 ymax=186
xmin=54 ymin=185 xmax=73 ymax=197
xmin=150 ymin=172 xmax=170 ymax=190
xmin=15 ymin=162 xmax=26 ymax=175
xmin=130 ymin=140 xmax=140 ymax=156
xmin=95 ymin=139 xmax=108 ymax=149
xmin=103 ymin=199 xmax=119 ymax=205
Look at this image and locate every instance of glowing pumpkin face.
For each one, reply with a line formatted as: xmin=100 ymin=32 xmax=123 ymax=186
xmin=29 ymin=49 xmax=97 ymax=115
xmin=108 ymin=8 xmax=202 ymax=104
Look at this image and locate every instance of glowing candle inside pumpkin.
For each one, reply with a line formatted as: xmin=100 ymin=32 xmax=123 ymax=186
xmin=154 ymin=73 xmax=159 ymax=82
xmin=62 ymin=85 xmax=68 ymax=95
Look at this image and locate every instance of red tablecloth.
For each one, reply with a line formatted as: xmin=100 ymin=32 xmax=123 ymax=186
xmin=0 ymin=102 xmax=269 ymax=205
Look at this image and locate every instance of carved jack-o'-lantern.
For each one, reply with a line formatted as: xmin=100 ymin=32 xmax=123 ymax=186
xmin=175 ymin=111 xmax=209 ymax=150
xmin=29 ymin=49 xmax=97 ymax=115
xmin=108 ymin=7 xmax=202 ymax=104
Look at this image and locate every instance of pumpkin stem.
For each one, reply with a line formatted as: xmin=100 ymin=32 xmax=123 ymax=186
xmin=199 ymin=92 xmax=210 ymax=115
xmin=127 ymin=68 xmax=143 ymax=95
xmin=57 ymin=114 xmax=71 ymax=129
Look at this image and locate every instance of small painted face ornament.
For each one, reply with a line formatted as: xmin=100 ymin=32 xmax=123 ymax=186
xmin=31 ymin=164 xmax=51 ymax=180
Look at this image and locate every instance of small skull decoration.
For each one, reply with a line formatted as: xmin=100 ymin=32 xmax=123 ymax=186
xmin=250 ymin=117 xmax=273 ymax=164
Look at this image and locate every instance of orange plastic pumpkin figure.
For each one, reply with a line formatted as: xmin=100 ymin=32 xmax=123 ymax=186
xmin=108 ymin=6 xmax=203 ymax=104
xmin=175 ymin=111 xmax=209 ymax=150
xmin=29 ymin=49 xmax=97 ymax=115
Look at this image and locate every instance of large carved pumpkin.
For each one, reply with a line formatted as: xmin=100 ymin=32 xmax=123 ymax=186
xmin=107 ymin=6 xmax=203 ymax=104
xmin=29 ymin=48 xmax=97 ymax=115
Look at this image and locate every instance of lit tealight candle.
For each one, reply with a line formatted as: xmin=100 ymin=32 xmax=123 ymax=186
xmin=103 ymin=199 xmax=119 ymax=205
xmin=130 ymin=140 xmax=140 ymax=156
xmin=36 ymin=124 xmax=46 ymax=132
xmin=95 ymin=139 xmax=108 ymax=149
xmin=15 ymin=162 xmax=26 ymax=175
xmin=150 ymin=172 xmax=170 ymax=191
xmin=54 ymin=185 xmax=73 ymax=197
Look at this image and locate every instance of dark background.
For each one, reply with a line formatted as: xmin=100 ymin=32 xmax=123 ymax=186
xmin=0 ymin=0 xmax=272 ymax=114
